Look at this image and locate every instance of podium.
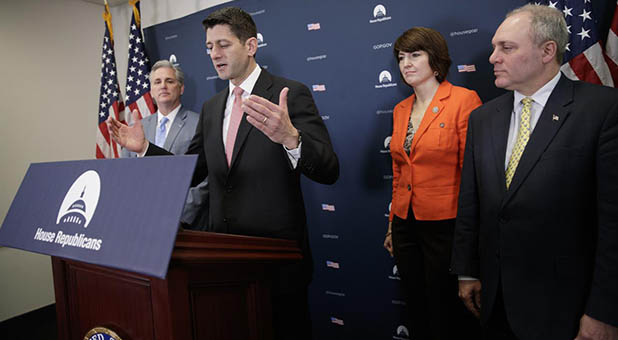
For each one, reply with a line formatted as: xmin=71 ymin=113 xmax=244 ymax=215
xmin=52 ymin=230 xmax=302 ymax=340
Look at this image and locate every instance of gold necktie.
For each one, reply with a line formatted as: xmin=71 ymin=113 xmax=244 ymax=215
xmin=505 ymin=97 xmax=533 ymax=189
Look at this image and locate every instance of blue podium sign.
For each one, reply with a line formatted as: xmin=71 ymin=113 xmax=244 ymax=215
xmin=0 ymin=155 xmax=197 ymax=278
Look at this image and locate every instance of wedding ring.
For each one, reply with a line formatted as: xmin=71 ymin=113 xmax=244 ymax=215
xmin=263 ymin=117 xmax=268 ymax=123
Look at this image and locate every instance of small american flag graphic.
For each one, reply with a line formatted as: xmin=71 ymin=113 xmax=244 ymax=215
xmin=457 ymin=64 xmax=476 ymax=72
xmin=330 ymin=317 xmax=344 ymax=326
xmin=326 ymin=260 xmax=340 ymax=269
xmin=321 ymin=203 xmax=335 ymax=211
xmin=307 ymin=23 xmax=321 ymax=31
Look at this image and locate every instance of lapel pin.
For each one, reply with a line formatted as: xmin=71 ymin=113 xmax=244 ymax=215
xmin=432 ymin=106 xmax=439 ymax=113
xmin=552 ymin=114 xmax=559 ymax=121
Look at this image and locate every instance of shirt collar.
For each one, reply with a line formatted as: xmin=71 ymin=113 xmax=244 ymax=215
xmin=228 ymin=64 xmax=261 ymax=99
xmin=158 ymin=104 xmax=181 ymax=124
xmin=514 ymin=71 xmax=561 ymax=108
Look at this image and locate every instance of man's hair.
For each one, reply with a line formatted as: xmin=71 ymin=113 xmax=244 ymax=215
xmin=202 ymin=7 xmax=257 ymax=43
xmin=149 ymin=60 xmax=185 ymax=86
xmin=393 ymin=27 xmax=452 ymax=83
xmin=507 ymin=4 xmax=568 ymax=64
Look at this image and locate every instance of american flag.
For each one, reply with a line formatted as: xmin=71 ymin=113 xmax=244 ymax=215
xmin=457 ymin=64 xmax=477 ymax=72
xmin=321 ymin=203 xmax=336 ymax=211
xmin=307 ymin=23 xmax=321 ymax=31
xmin=125 ymin=0 xmax=156 ymax=125
xmin=534 ymin=0 xmax=618 ymax=87
xmin=312 ymin=84 xmax=326 ymax=92
xmin=330 ymin=317 xmax=344 ymax=326
xmin=96 ymin=3 xmax=125 ymax=159
xmin=326 ymin=260 xmax=340 ymax=269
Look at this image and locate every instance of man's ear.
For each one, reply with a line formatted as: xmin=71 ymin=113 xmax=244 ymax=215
xmin=541 ymin=40 xmax=558 ymax=64
xmin=245 ymin=37 xmax=258 ymax=57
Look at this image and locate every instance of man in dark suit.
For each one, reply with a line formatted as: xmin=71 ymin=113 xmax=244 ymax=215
xmin=121 ymin=60 xmax=209 ymax=230
xmin=108 ymin=7 xmax=338 ymax=339
xmin=451 ymin=4 xmax=618 ymax=340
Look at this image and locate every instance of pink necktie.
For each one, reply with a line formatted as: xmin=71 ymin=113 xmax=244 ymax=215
xmin=225 ymin=87 xmax=244 ymax=166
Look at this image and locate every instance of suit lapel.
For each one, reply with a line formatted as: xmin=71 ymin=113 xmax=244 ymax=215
xmin=504 ymin=76 xmax=573 ymax=202
xmin=143 ymin=115 xmax=157 ymax=144
xmin=163 ymin=106 xmax=186 ymax=151
xmin=490 ymin=93 xmax=513 ymax=194
xmin=230 ymin=69 xmax=273 ymax=168
xmin=409 ymin=81 xmax=451 ymax=153
xmin=210 ymin=90 xmax=228 ymax=169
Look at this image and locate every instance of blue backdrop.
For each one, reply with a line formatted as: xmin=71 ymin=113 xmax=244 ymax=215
xmin=143 ymin=0 xmax=615 ymax=338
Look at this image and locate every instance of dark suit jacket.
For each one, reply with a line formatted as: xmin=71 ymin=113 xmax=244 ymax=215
xmin=147 ymin=69 xmax=339 ymax=285
xmin=451 ymin=75 xmax=618 ymax=339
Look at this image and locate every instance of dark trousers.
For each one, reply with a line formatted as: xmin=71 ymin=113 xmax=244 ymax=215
xmin=483 ymin=280 xmax=518 ymax=340
xmin=392 ymin=213 xmax=480 ymax=340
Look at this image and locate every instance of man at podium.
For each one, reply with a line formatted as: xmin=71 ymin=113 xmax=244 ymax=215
xmin=107 ymin=6 xmax=339 ymax=339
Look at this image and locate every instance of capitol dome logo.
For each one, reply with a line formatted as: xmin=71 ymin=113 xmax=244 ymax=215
xmin=394 ymin=325 xmax=410 ymax=339
xmin=257 ymin=33 xmax=268 ymax=48
xmin=56 ymin=170 xmax=101 ymax=228
xmin=380 ymin=71 xmax=392 ymax=83
xmin=370 ymin=4 xmax=392 ymax=23
xmin=169 ymin=54 xmax=179 ymax=66
xmin=381 ymin=135 xmax=391 ymax=154
xmin=373 ymin=4 xmax=386 ymax=18
xmin=389 ymin=264 xmax=401 ymax=280
xmin=376 ymin=70 xmax=397 ymax=89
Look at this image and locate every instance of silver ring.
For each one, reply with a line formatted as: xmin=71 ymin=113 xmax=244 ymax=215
xmin=262 ymin=116 xmax=268 ymax=124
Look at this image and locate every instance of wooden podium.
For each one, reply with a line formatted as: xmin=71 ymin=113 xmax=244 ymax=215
xmin=52 ymin=230 xmax=302 ymax=340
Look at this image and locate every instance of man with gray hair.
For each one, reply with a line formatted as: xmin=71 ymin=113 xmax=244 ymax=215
xmin=451 ymin=4 xmax=618 ymax=339
xmin=122 ymin=60 xmax=208 ymax=229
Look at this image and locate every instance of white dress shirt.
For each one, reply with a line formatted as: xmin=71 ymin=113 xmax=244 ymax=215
xmin=223 ymin=64 xmax=301 ymax=168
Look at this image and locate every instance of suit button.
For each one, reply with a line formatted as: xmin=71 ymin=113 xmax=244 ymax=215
xmin=439 ymin=123 xmax=445 ymax=128
xmin=223 ymin=218 xmax=228 ymax=223
xmin=495 ymin=250 xmax=500 ymax=258
xmin=407 ymin=185 xmax=411 ymax=191
xmin=226 ymin=186 xmax=232 ymax=193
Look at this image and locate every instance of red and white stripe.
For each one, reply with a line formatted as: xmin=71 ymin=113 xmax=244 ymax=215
xmin=125 ymin=92 xmax=155 ymax=125
xmin=561 ymin=42 xmax=614 ymax=87
xmin=96 ymin=102 xmax=125 ymax=159
xmin=605 ymin=1 xmax=618 ymax=85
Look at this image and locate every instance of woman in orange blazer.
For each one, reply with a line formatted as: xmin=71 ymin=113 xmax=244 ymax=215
xmin=383 ymin=27 xmax=482 ymax=340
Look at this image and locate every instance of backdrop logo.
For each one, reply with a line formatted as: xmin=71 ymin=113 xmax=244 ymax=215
xmin=375 ymin=71 xmax=397 ymax=89
xmin=373 ymin=42 xmax=393 ymax=50
xmin=393 ymin=325 xmax=410 ymax=340
xmin=389 ymin=265 xmax=401 ymax=280
xmin=381 ymin=136 xmax=392 ymax=154
xmin=370 ymin=4 xmax=392 ymax=23
xmin=57 ymin=170 xmax=101 ymax=228
xmin=312 ymin=84 xmax=326 ymax=92
xmin=257 ymin=33 xmax=268 ymax=48
xmin=169 ymin=54 xmax=179 ymax=66
xmin=450 ymin=28 xmax=479 ymax=37
xmin=385 ymin=201 xmax=392 ymax=218
xmin=307 ymin=54 xmax=327 ymax=62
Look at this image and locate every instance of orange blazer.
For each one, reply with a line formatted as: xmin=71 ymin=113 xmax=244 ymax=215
xmin=390 ymin=80 xmax=481 ymax=221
